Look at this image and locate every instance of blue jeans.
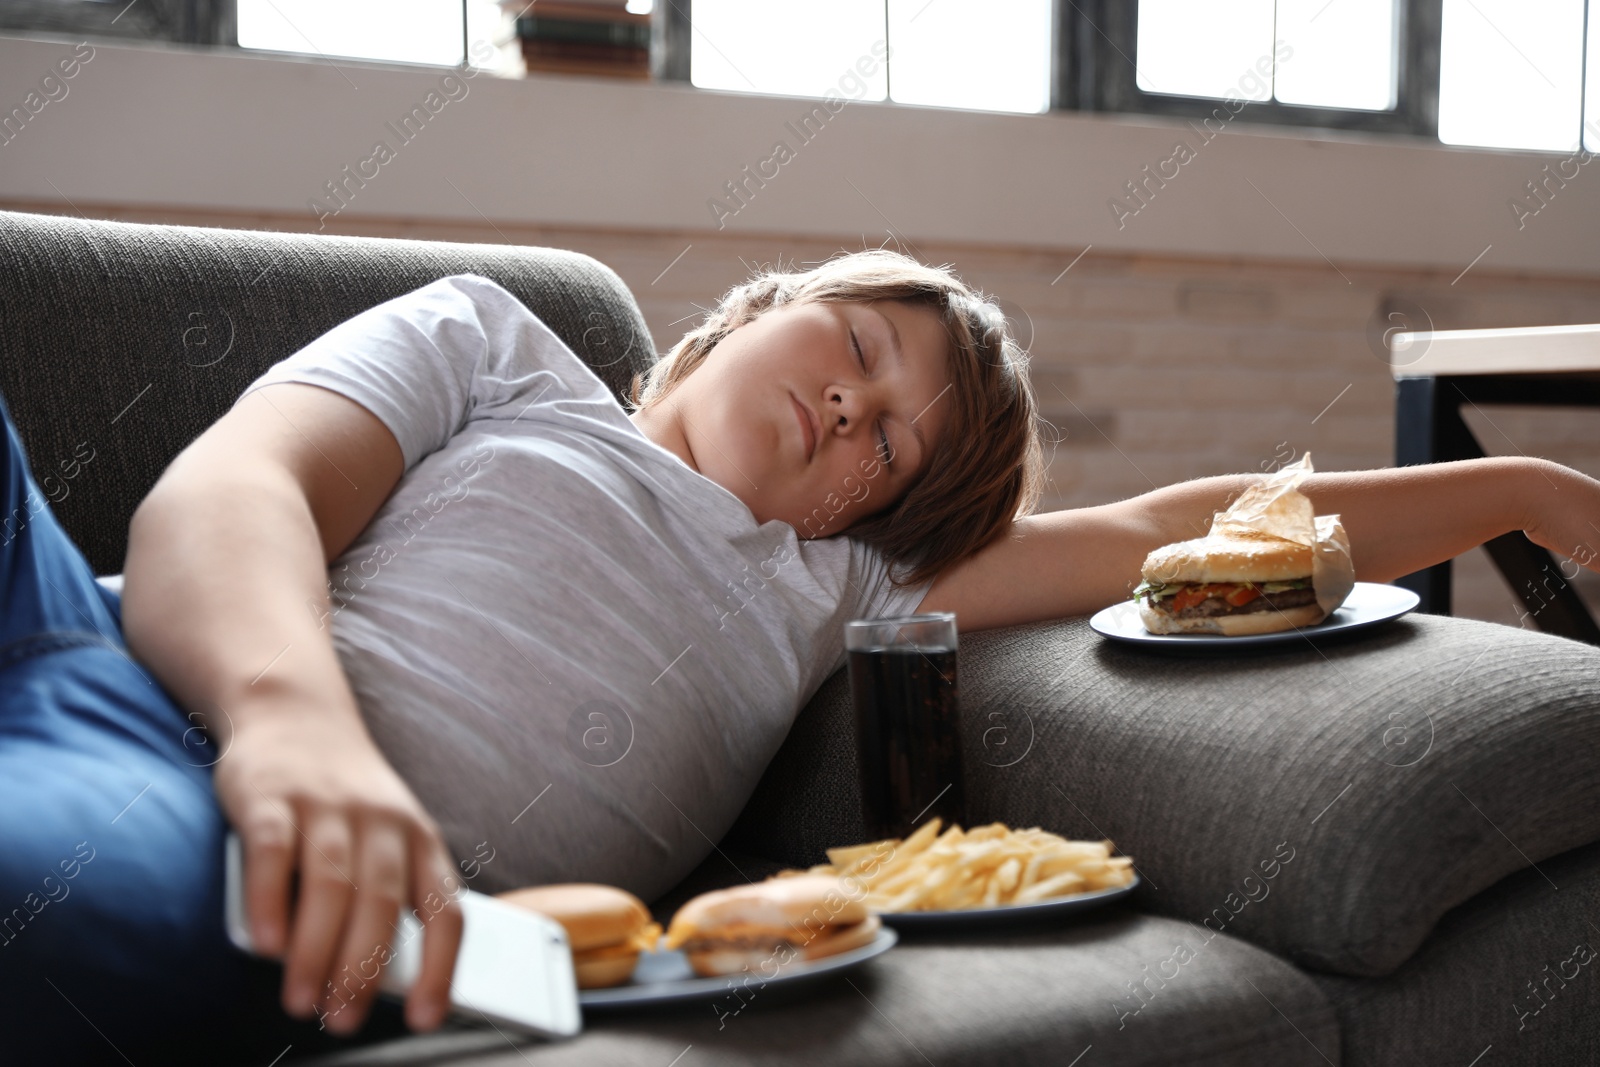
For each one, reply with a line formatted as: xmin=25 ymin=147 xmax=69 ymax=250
xmin=0 ymin=389 xmax=405 ymax=1064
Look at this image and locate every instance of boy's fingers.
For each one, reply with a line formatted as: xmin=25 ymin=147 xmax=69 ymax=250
xmin=280 ymin=809 xmax=357 ymax=1020
xmin=240 ymin=805 xmax=296 ymax=959
xmin=406 ymin=830 xmax=464 ymax=1031
xmin=319 ymin=818 xmax=409 ymax=1033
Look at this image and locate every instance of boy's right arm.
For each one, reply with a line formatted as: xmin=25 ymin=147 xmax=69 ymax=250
xmin=120 ymin=382 xmax=462 ymax=1035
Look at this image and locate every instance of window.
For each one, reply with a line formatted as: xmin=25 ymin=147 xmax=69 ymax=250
xmin=237 ymin=0 xmax=467 ymax=68
xmin=886 ymin=0 xmax=1052 ymax=114
xmin=1134 ymin=0 xmax=1279 ymax=102
xmin=1436 ymin=0 xmax=1587 ymax=151
xmin=1099 ymin=0 xmax=1595 ymax=151
xmin=1132 ymin=0 xmax=1402 ymax=110
xmin=233 ymin=0 xmax=513 ymax=71
xmin=1273 ymin=0 xmax=1400 ymax=110
xmin=689 ymin=0 xmax=887 ymax=100
xmin=687 ymin=0 xmax=1053 ymax=115
xmin=1082 ymin=0 xmax=1428 ymax=134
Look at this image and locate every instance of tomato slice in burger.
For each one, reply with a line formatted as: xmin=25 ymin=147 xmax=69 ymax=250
xmin=1171 ymin=584 xmax=1224 ymax=612
xmin=1170 ymin=583 xmax=1259 ymax=611
xmin=1224 ymin=584 xmax=1261 ymax=607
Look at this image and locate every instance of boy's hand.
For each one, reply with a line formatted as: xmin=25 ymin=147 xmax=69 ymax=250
xmin=1519 ymin=460 xmax=1600 ymax=577
xmin=212 ymin=702 xmax=464 ymax=1036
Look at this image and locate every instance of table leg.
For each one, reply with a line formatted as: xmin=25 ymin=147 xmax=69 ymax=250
xmin=1394 ymin=377 xmax=1466 ymax=614
xmin=1394 ymin=377 xmax=1600 ymax=646
xmin=1483 ymin=535 xmax=1600 ymax=644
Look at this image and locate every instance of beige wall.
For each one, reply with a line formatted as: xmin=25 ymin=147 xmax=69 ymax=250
xmin=6 ymin=198 xmax=1594 ymax=631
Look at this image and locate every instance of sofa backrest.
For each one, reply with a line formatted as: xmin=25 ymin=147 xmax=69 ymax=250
xmin=0 ymin=209 xmax=657 ymax=575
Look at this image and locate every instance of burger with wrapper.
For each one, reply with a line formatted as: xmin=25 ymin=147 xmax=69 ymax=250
xmin=1134 ymin=453 xmax=1356 ymax=636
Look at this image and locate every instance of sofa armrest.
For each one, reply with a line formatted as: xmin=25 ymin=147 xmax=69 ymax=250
xmin=725 ymin=610 xmax=1600 ymax=977
xmin=0 ymin=208 xmax=656 ymax=575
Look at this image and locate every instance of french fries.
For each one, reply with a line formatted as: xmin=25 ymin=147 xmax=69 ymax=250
xmin=770 ymin=818 xmax=1136 ymax=912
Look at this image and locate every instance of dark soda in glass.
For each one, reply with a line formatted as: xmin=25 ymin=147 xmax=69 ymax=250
xmin=846 ymin=613 xmax=965 ymax=841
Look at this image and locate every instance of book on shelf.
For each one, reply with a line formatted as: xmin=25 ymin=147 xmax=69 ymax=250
xmin=510 ymin=1 xmax=648 ymax=23
xmin=520 ymin=41 xmax=649 ymax=78
xmin=516 ymin=13 xmax=650 ymax=48
xmin=510 ymin=0 xmax=651 ymax=79
xmin=500 ymin=0 xmax=636 ymax=9
xmin=522 ymin=58 xmax=651 ymax=79
xmin=522 ymin=39 xmax=647 ymax=64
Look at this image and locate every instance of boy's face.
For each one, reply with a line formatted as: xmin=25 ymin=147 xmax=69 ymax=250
xmin=632 ymin=298 xmax=954 ymax=536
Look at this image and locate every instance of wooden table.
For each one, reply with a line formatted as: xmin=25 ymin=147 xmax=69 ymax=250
xmin=1390 ymin=322 xmax=1600 ymax=645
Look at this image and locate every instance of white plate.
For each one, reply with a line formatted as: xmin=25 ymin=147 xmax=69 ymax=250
xmin=577 ymin=926 xmax=897 ymax=1010
xmin=1089 ymin=581 xmax=1421 ymax=649
xmin=875 ymin=875 xmax=1139 ymax=930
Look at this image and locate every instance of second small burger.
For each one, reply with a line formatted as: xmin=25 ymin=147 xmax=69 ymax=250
xmin=663 ymin=874 xmax=881 ymax=977
xmin=497 ymin=883 xmax=662 ymax=989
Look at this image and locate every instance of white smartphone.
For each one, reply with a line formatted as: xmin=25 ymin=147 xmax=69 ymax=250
xmin=223 ymin=831 xmax=581 ymax=1039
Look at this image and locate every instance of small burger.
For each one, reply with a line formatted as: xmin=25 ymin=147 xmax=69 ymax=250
xmin=497 ymin=883 xmax=662 ymax=989
xmin=663 ymin=874 xmax=881 ymax=978
xmin=1135 ymin=528 xmax=1329 ymax=636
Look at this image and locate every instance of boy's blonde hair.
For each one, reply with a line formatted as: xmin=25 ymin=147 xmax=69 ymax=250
xmin=628 ymin=249 xmax=1045 ymax=589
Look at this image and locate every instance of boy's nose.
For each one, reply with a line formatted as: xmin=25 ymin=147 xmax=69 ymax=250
xmin=827 ymin=386 xmax=871 ymax=430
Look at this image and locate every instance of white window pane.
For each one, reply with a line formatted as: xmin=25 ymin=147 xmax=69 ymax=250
xmin=885 ymin=0 xmax=1051 ymax=114
xmin=237 ymin=0 xmax=464 ymax=67
xmin=1587 ymin=2 xmax=1600 ymax=152
xmin=1135 ymin=0 xmax=1275 ymax=101
xmin=1273 ymin=0 xmax=1397 ymax=110
xmin=1438 ymin=0 xmax=1585 ymax=151
xmin=690 ymin=0 xmax=887 ymax=101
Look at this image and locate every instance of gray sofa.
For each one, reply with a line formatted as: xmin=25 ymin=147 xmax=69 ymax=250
xmin=3 ymin=207 xmax=1599 ymax=1066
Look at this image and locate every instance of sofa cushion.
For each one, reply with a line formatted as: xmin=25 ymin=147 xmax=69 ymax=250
xmin=283 ymin=908 xmax=1338 ymax=1067
xmin=1312 ymin=837 xmax=1600 ymax=1065
xmin=725 ymin=612 xmax=1600 ymax=979
xmin=0 ymin=209 xmax=657 ymax=576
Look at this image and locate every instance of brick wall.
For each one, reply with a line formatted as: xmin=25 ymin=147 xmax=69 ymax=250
xmin=10 ymin=200 xmax=1597 ymax=631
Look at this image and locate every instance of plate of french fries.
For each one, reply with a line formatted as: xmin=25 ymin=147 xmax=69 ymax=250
xmin=769 ymin=817 xmax=1139 ymax=927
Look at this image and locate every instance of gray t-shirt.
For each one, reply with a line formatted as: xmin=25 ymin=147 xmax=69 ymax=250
xmin=236 ymin=273 xmax=931 ymax=900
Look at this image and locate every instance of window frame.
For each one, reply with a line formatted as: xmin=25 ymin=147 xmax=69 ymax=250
xmin=659 ymin=0 xmax=1440 ymax=135
xmin=1060 ymin=0 xmax=1442 ymax=137
xmin=656 ymin=0 xmax=692 ymax=82
xmin=0 ymin=0 xmax=237 ymax=46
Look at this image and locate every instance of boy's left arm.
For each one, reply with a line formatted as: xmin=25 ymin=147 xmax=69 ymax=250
xmin=916 ymin=456 xmax=1600 ymax=632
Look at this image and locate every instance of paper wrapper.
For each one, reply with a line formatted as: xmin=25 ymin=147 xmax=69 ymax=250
xmin=1208 ymin=453 xmax=1355 ymax=620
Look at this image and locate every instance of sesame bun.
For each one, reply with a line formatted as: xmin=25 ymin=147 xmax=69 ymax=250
xmin=1142 ymin=530 xmax=1313 ymax=586
xmin=1139 ymin=600 xmax=1328 ymax=635
xmin=497 ymin=883 xmax=661 ymax=989
xmin=664 ymin=875 xmax=877 ymax=978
